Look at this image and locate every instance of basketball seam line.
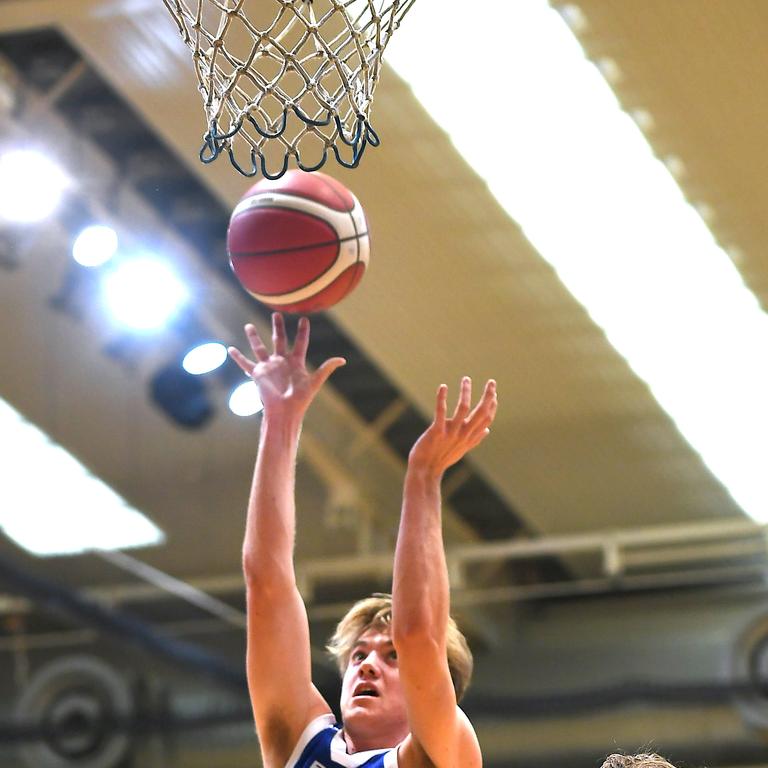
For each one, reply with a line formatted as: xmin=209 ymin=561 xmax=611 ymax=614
xmin=317 ymin=174 xmax=356 ymax=215
xmin=230 ymin=232 xmax=369 ymax=259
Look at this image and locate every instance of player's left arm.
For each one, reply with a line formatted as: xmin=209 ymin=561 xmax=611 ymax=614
xmin=392 ymin=377 xmax=497 ymax=768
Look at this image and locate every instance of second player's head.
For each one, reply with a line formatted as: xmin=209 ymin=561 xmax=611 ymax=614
xmin=602 ymin=755 xmax=678 ymax=768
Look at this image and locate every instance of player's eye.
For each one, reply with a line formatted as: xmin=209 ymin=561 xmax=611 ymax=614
xmin=351 ymin=651 xmax=365 ymax=662
xmin=388 ymin=650 xmax=398 ymax=661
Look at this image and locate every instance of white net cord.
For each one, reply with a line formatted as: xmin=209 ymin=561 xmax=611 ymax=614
xmin=162 ymin=0 xmax=418 ymax=178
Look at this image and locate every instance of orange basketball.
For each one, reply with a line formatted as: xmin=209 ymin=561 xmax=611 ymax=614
xmin=227 ymin=170 xmax=370 ymax=313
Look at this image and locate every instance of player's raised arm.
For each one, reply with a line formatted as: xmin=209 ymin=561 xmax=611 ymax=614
xmin=228 ymin=313 xmax=345 ymax=767
xmin=392 ymin=377 xmax=497 ymax=768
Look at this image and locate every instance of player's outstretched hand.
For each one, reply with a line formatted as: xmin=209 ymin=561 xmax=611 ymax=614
xmin=409 ymin=377 xmax=497 ymax=478
xmin=228 ymin=313 xmax=345 ymax=420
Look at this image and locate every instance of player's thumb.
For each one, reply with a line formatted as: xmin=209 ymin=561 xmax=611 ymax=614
xmin=312 ymin=357 xmax=346 ymax=390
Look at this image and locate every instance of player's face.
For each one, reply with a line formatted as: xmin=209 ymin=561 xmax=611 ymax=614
xmin=340 ymin=627 xmax=409 ymax=741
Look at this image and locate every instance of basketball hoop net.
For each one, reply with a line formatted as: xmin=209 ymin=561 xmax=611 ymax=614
xmin=162 ymin=0 xmax=417 ymax=179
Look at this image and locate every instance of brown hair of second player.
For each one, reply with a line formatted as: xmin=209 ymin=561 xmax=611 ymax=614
xmin=602 ymin=754 xmax=678 ymax=768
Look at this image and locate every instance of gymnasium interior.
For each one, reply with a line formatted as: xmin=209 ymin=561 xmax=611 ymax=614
xmin=1 ymin=1 xmax=767 ymax=766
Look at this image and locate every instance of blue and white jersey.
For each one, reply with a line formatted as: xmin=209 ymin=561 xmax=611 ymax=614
xmin=286 ymin=714 xmax=399 ymax=768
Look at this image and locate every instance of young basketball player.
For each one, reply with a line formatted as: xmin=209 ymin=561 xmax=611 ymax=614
xmin=228 ymin=313 xmax=497 ymax=768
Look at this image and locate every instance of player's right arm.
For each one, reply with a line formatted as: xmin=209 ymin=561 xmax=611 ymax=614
xmin=229 ymin=314 xmax=346 ymax=767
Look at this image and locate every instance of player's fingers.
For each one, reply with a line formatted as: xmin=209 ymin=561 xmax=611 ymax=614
xmin=467 ymin=379 xmax=496 ymax=422
xmin=479 ymin=380 xmax=498 ymax=424
xmin=467 ymin=428 xmax=492 ymax=451
xmin=228 ymin=346 xmax=257 ymax=376
xmin=272 ymin=312 xmax=288 ymax=357
xmin=244 ymin=324 xmax=270 ymax=361
xmin=434 ymin=384 xmax=448 ymax=427
xmin=487 ymin=388 xmax=498 ymax=425
xmin=311 ymin=357 xmax=346 ymax=391
xmin=465 ymin=409 xmax=494 ymax=442
xmin=452 ymin=376 xmax=472 ymax=424
xmin=291 ymin=316 xmax=310 ymax=362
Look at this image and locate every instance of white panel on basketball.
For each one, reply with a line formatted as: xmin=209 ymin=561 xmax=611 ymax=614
xmin=230 ymin=193 xmax=361 ymax=243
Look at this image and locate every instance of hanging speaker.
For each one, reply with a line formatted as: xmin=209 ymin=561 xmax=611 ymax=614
xmin=732 ymin=612 xmax=768 ymax=734
xmin=15 ymin=655 xmax=134 ymax=768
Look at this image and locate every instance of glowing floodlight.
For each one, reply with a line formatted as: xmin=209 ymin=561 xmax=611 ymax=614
xmin=182 ymin=342 xmax=228 ymax=375
xmin=103 ymin=256 xmax=189 ymax=331
xmin=73 ymin=225 xmax=118 ymax=267
xmin=228 ymin=380 xmax=263 ymax=417
xmin=0 ymin=150 xmax=69 ymax=223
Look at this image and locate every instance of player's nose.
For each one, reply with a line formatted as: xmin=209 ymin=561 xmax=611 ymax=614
xmin=359 ymin=655 xmax=380 ymax=678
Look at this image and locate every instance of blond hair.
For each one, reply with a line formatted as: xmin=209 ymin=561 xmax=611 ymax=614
xmin=326 ymin=594 xmax=473 ymax=702
xmin=602 ymin=755 xmax=678 ymax=768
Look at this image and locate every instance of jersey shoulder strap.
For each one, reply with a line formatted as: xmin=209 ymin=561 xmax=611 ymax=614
xmin=285 ymin=714 xmax=337 ymax=768
xmin=285 ymin=714 xmax=398 ymax=768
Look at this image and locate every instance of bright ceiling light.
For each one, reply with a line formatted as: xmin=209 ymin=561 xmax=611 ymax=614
xmin=0 ymin=149 xmax=69 ymax=223
xmin=388 ymin=1 xmax=768 ymax=522
xmin=228 ymin=380 xmax=263 ymax=417
xmin=0 ymin=397 xmax=164 ymax=556
xmin=103 ymin=256 xmax=189 ymax=331
xmin=73 ymin=224 xmax=118 ymax=267
xmin=182 ymin=342 xmax=228 ymax=375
